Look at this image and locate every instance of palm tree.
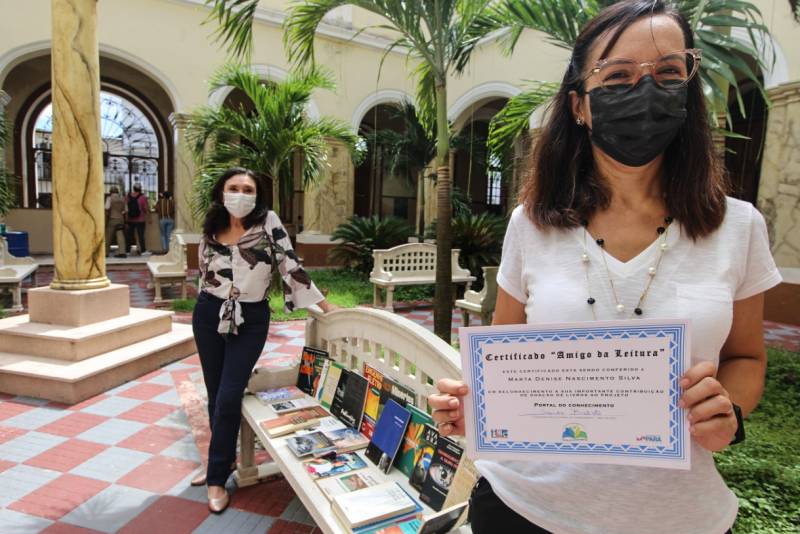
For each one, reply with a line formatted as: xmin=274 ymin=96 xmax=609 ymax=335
xmin=205 ymin=0 xmax=499 ymax=341
xmin=0 ymin=111 xmax=16 ymax=218
xmin=186 ymin=63 xmax=360 ymax=219
xmin=484 ymin=0 xmax=774 ymax=159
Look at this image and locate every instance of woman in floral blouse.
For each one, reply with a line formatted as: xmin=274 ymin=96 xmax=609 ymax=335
xmin=190 ymin=167 xmax=336 ymax=513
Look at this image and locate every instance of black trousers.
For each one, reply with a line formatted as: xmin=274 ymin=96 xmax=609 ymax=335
xmin=126 ymin=221 xmax=146 ymax=253
xmin=192 ymin=292 xmax=269 ymax=486
xmin=469 ymin=478 xmax=734 ymax=534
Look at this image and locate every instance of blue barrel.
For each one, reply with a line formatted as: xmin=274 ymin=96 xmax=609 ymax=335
xmin=2 ymin=231 xmax=30 ymax=257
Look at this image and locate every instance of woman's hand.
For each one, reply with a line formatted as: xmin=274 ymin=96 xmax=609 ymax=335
xmin=679 ymin=361 xmax=738 ymax=452
xmin=429 ymin=378 xmax=469 ymax=437
xmin=318 ymin=300 xmax=339 ymax=314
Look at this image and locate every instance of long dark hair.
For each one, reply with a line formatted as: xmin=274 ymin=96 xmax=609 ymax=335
xmin=521 ymin=0 xmax=726 ymax=239
xmin=202 ymin=167 xmax=270 ymax=238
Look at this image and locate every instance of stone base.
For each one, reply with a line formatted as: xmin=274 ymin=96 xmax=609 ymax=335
xmin=28 ymin=284 xmax=130 ymax=326
xmin=0 ymin=321 xmax=195 ymax=404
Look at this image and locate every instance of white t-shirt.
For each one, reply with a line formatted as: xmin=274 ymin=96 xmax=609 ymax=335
xmin=478 ymin=197 xmax=782 ymax=534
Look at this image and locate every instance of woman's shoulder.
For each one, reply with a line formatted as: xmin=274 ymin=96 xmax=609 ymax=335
xmin=719 ymin=196 xmax=764 ymax=233
xmin=507 ymin=204 xmax=569 ymax=242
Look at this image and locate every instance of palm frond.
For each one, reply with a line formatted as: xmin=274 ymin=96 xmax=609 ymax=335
xmin=488 ymin=81 xmax=560 ymax=160
xmin=489 ymin=0 xmax=599 ymax=53
xmin=204 ymin=0 xmax=260 ymax=60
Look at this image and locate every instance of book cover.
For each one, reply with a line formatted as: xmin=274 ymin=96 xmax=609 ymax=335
xmin=325 ymin=427 xmax=370 ymax=453
xmin=417 ymin=502 xmax=469 ymax=534
xmin=285 ymin=431 xmax=336 ymax=458
xmin=296 ymin=416 xmax=348 ymax=436
xmin=254 ymin=386 xmax=305 ymax=405
xmin=333 ymin=371 xmax=369 ymax=430
xmin=316 ymin=471 xmax=384 ymax=501
xmin=441 ymin=455 xmax=479 ymax=510
xmin=311 ymin=350 xmax=329 ymax=397
xmin=360 ymin=519 xmax=422 ymax=534
xmin=259 ymin=405 xmax=330 ymax=438
xmin=297 ymin=346 xmax=328 ymax=395
xmin=395 ymin=405 xmax=434 ymax=477
xmin=332 ymin=481 xmax=420 ymax=530
xmin=360 ymin=364 xmax=385 ymax=439
xmin=320 ymin=362 xmax=344 ymax=409
xmin=270 ymin=397 xmax=319 ymax=415
xmin=419 ymin=436 xmax=464 ymax=512
xmin=365 ymin=399 xmax=412 ymax=473
xmin=315 ymin=359 xmax=331 ymax=401
xmin=378 ymin=377 xmax=416 ymax=420
xmin=303 ymin=452 xmax=368 ymax=479
xmin=409 ymin=424 xmax=439 ymax=490
xmin=329 ymin=368 xmax=350 ymax=419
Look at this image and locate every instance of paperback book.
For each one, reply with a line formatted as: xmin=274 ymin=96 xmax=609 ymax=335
xmin=360 ymin=364 xmax=386 ymax=439
xmin=331 ymin=370 xmax=369 ymax=430
xmin=408 ymin=424 xmax=439 ymax=491
xmin=419 ymin=436 xmax=464 ymax=511
xmin=316 ymin=471 xmax=384 ymax=501
xmin=319 ymin=361 xmax=345 ymax=409
xmin=297 ymin=346 xmax=328 ymax=395
xmin=315 ymin=359 xmax=331 ymax=401
xmin=325 ymin=427 xmax=370 ymax=453
xmin=441 ymin=455 xmax=479 ymax=510
xmin=395 ymin=405 xmax=434 ymax=477
xmin=254 ymin=386 xmax=305 ymax=405
xmin=365 ymin=399 xmax=411 ymax=473
xmin=285 ymin=431 xmax=336 ymax=458
xmin=259 ymin=405 xmax=330 ymax=438
xmin=270 ymin=397 xmax=319 ymax=415
xmin=303 ymin=452 xmax=368 ymax=480
xmin=332 ymin=481 xmax=421 ymax=531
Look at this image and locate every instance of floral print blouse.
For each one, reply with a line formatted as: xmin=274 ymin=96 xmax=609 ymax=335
xmin=198 ymin=210 xmax=324 ymax=335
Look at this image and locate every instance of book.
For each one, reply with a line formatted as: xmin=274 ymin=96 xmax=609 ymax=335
xmin=303 ymin=452 xmax=368 ymax=480
xmin=408 ymin=424 xmax=438 ymax=491
xmin=417 ymin=502 xmax=469 ymax=534
xmin=254 ymin=386 xmax=305 ymax=405
xmin=316 ymin=359 xmax=331 ymax=401
xmin=286 ymin=431 xmax=336 ymax=458
xmin=259 ymin=405 xmax=330 ymax=437
xmin=325 ymin=427 xmax=370 ymax=453
xmin=296 ymin=416 xmax=348 ymax=435
xmin=331 ymin=370 xmax=369 ymax=430
xmin=441 ymin=455 xmax=479 ymax=510
xmin=316 ymin=471 xmax=384 ymax=501
xmin=311 ymin=350 xmax=329 ymax=397
xmin=297 ymin=346 xmax=328 ymax=395
xmin=269 ymin=397 xmax=319 ymax=415
xmin=320 ymin=361 xmax=345 ymax=409
xmin=360 ymin=364 xmax=386 ymax=439
xmin=395 ymin=405 xmax=434 ymax=477
xmin=419 ymin=436 xmax=464 ymax=512
xmin=365 ymin=399 xmax=412 ymax=473
xmin=332 ymin=481 xmax=421 ymax=530
xmin=379 ymin=377 xmax=416 ymax=416
xmin=360 ymin=519 xmax=422 ymax=534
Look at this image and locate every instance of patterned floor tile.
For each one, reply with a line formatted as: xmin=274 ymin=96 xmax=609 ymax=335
xmin=194 ymin=507 xmax=276 ymax=533
xmin=117 ymin=425 xmax=186 ymax=455
xmin=116 ymin=495 xmax=208 ymax=534
xmin=24 ymin=439 xmax=109 ymax=472
xmin=59 ymin=484 xmax=159 ymax=533
xmin=267 ymin=518 xmax=319 ymax=534
xmin=8 ymin=474 xmax=109 ymax=520
xmin=37 ymin=412 xmax=109 ymax=438
xmin=75 ymin=418 xmax=148 ymax=446
xmin=40 ymin=522 xmax=105 ymax=534
xmin=229 ymin=477 xmax=297 ymax=517
xmin=116 ymin=455 xmax=200 ymax=494
xmin=1 ymin=405 xmax=71 ymax=431
xmin=69 ymin=446 xmax=152 ymax=483
xmin=0 ymin=507 xmax=54 ymax=532
xmin=0 ymin=464 xmax=62 ymax=508
xmin=80 ymin=396 xmax=144 ymax=418
xmin=117 ymin=402 xmax=177 ymax=424
xmin=0 ymin=431 xmax=69 ymax=463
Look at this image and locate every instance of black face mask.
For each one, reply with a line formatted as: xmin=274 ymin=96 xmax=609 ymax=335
xmin=587 ymin=76 xmax=688 ymax=167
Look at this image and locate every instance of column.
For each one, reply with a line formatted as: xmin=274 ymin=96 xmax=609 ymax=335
xmin=756 ymin=81 xmax=800 ymax=268
xmin=49 ymin=0 xmax=109 ymax=289
xmin=169 ymin=112 xmax=197 ymax=233
xmin=0 ymin=90 xmax=10 ymax=167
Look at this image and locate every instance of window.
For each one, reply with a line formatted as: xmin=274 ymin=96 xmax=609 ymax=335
xmin=32 ymin=91 xmax=160 ymax=206
xmin=486 ymin=154 xmax=502 ymax=206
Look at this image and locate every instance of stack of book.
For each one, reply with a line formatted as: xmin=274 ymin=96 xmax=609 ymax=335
xmin=331 ymin=482 xmax=422 ymax=533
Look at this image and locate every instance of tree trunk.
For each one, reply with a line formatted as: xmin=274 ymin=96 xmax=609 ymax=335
xmin=433 ymin=81 xmax=453 ymax=342
xmin=271 ymin=165 xmax=281 ymax=214
xmin=416 ymin=170 xmax=425 ymax=237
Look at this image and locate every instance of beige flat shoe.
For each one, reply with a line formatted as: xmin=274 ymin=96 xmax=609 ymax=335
xmin=207 ymin=489 xmax=230 ymax=514
xmin=190 ymin=472 xmax=207 ymax=486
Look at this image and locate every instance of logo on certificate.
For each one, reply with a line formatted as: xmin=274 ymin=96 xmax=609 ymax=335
xmin=490 ymin=428 xmax=509 ymax=439
xmin=562 ymin=424 xmax=588 ymax=442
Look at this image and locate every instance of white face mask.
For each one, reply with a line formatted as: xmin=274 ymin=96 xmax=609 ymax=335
xmin=223 ymin=192 xmax=257 ymax=219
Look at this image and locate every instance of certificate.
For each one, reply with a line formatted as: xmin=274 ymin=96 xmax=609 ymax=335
xmin=459 ymin=319 xmax=691 ymax=469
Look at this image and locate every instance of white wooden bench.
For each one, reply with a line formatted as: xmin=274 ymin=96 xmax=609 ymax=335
xmin=146 ymin=233 xmax=187 ymax=303
xmin=237 ymin=306 xmax=471 ymax=533
xmin=0 ymin=236 xmax=38 ymax=313
xmin=370 ymin=243 xmax=476 ymax=311
xmin=455 ymin=266 xmax=498 ymax=327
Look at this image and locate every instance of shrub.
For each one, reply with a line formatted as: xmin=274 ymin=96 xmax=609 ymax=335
xmin=329 ymin=215 xmax=413 ymax=274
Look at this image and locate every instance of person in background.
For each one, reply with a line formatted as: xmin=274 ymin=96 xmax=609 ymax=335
xmin=125 ymin=183 xmax=149 ymax=254
xmin=190 ymin=167 xmax=338 ymax=513
xmin=155 ymin=190 xmax=175 ymax=253
xmin=104 ymin=186 xmax=127 ymax=257
xmin=429 ymin=1 xmax=781 ymax=533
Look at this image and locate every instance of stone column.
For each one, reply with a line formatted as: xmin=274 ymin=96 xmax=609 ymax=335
xmin=756 ymin=81 xmax=800 ymax=268
xmin=0 ymin=90 xmax=10 ymax=168
xmin=49 ymin=0 xmax=109 ymax=289
xmin=169 ymin=112 xmax=197 ymax=233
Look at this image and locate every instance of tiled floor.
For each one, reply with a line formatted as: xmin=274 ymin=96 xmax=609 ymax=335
xmin=2 ymin=267 xmax=798 ymax=533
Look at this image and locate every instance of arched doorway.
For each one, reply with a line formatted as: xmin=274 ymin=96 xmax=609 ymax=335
xmin=354 ymin=103 xmax=417 ymax=227
xmin=30 ymin=90 xmax=161 ymax=208
xmin=725 ymin=75 xmax=768 ymax=204
xmin=451 ymin=97 xmax=509 ymax=215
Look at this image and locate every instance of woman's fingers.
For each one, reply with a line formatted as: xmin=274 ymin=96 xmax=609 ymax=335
xmin=680 ymin=361 xmax=716 ymax=390
xmin=680 ymin=376 xmax=727 ymax=409
xmin=428 ymin=393 xmax=459 ymax=411
xmin=436 ymin=378 xmax=468 ymax=397
xmin=688 ymin=394 xmax=733 ymax=424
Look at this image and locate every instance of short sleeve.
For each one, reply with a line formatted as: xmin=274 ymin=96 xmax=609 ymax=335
xmin=497 ymin=209 xmax=527 ymax=304
xmin=735 ymin=206 xmax=782 ymax=300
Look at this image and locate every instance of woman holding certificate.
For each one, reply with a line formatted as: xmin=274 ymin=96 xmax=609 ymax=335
xmin=429 ymin=1 xmax=781 ymax=533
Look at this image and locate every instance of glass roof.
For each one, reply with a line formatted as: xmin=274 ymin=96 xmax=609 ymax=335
xmin=34 ymin=91 xmax=159 ymax=158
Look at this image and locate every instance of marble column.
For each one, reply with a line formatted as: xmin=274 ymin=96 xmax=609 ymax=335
xmin=301 ymin=138 xmax=354 ymax=235
xmin=49 ymin=0 xmax=109 ymax=289
xmin=0 ymin=90 xmax=10 ymax=171
xmin=169 ymin=112 xmax=197 ymax=233
xmin=756 ymin=81 xmax=800 ymax=268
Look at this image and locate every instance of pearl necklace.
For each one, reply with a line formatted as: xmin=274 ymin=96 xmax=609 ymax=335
xmin=581 ymin=216 xmax=673 ymax=319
